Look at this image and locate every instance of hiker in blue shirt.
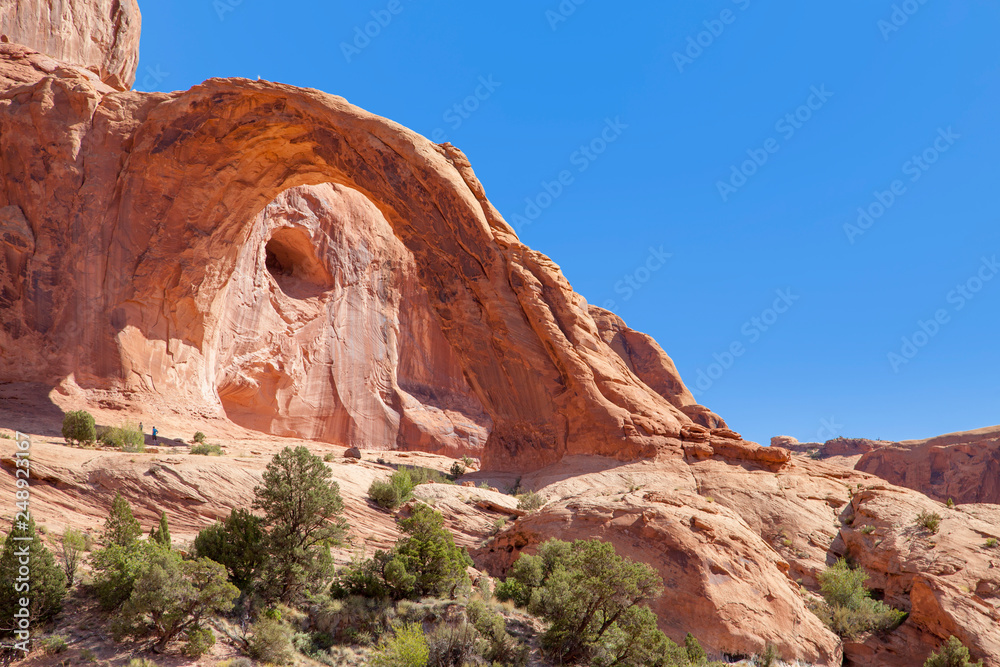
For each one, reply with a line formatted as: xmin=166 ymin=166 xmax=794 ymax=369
xmin=152 ymin=426 xmax=158 ymax=443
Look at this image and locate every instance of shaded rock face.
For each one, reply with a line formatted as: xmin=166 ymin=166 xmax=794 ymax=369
xmin=854 ymin=426 xmax=1000 ymax=505
xmin=213 ymin=182 xmax=490 ymax=455
xmin=0 ymin=45 xmax=729 ymax=469
xmin=0 ymin=0 xmax=140 ymax=89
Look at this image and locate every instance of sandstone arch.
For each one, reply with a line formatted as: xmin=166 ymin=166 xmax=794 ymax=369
xmin=0 ymin=54 xmax=729 ymax=470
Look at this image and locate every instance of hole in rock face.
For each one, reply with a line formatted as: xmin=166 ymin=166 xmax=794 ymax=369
xmin=263 ymin=227 xmax=332 ymax=298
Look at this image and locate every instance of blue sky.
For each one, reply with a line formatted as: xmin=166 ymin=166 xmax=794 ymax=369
xmin=137 ymin=0 xmax=1000 ymax=446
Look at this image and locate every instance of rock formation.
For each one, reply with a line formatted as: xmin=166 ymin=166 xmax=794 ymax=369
xmin=3 ymin=6 xmax=1000 ymax=666
xmin=855 ymin=426 xmax=1000 ymax=505
xmin=0 ymin=0 xmax=140 ymax=89
xmin=0 ymin=39 xmax=733 ymax=471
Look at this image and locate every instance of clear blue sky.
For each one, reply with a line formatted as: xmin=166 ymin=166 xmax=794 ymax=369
xmin=136 ymin=0 xmax=1000 ymax=446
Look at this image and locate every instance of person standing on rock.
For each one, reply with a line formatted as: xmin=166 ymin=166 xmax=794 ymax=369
xmin=152 ymin=426 xmax=158 ymax=443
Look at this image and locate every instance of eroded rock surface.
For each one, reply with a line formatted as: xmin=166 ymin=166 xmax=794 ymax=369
xmin=0 ymin=46 xmax=728 ymax=469
xmin=0 ymin=0 xmax=140 ymax=89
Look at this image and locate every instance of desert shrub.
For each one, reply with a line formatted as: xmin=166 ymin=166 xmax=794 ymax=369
xmin=861 ymin=524 xmax=877 ymax=535
xmin=0 ymin=517 xmax=67 ymax=632
xmin=923 ymin=636 xmax=983 ymax=667
xmin=323 ymin=452 xmax=335 ymax=462
xmin=461 ymin=456 xmax=474 ymax=468
xmin=41 ymin=635 xmax=68 ymax=654
xmin=425 ymin=621 xmax=484 ymax=666
xmin=91 ymin=542 xmax=154 ymax=610
xmin=127 ymin=659 xmax=159 ymax=667
xmin=333 ymin=504 xmax=471 ymax=601
xmin=254 ymin=446 xmax=348 ymax=604
xmin=190 ymin=442 xmax=223 ymax=456
xmin=371 ymin=622 xmax=429 ymax=667
xmin=248 ymin=617 xmax=295 ymax=665
xmin=182 ymin=624 xmax=216 ymax=658
xmin=946 ymin=498 xmax=955 ymax=508
xmin=466 ymin=600 xmax=527 ymax=666
xmin=193 ymin=431 xmax=206 ymax=443
xmin=685 ymin=633 xmax=706 ymax=663
xmin=103 ymin=492 xmax=142 ymax=547
xmin=498 ymin=539 xmax=665 ymax=664
xmin=99 ymin=423 xmax=144 ymax=452
xmin=60 ymin=527 xmax=86 ymax=587
xmin=753 ymin=643 xmax=781 ymax=667
xmin=812 ymin=558 xmax=906 ymax=637
xmin=149 ymin=511 xmax=171 ymax=549
xmin=112 ymin=548 xmax=238 ymax=653
xmin=62 ymin=410 xmax=96 ymax=446
xmin=986 ymin=538 xmax=998 ymax=549
xmin=515 ymin=491 xmax=545 ymax=512
xmin=194 ymin=508 xmax=267 ymax=592
xmin=449 ymin=462 xmax=466 ymax=480
xmin=403 ymin=465 xmax=454 ymax=486
xmin=369 ymin=469 xmax=415 ymax=511
xmin=917 ymin=510 xmax=942 ymax=534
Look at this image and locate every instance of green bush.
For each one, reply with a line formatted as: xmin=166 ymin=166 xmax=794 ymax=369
xmin=60 ymin=528 xmax=86 ymax=587
xmin=466 ymin=600 xmax=527 ymax=665
xmin=917 ymin=510 xmax=942 ymax=534
xmin=248 ymin=617 xmax=295 ymax=665
xmin=516 ymin=490 xmax=546 ymax=512
xmin=754 ymin=643 xmax=781 ymax=667
xmin=323 ymin=452 xmax=335 ymax=462
xmin=103 ymin=492 xmax=142 ymax=547
xmin=371 ymin=622 xmax=429 ymax=667
xmin=41 ymin=635 xmax=68 ymax=654
xmin=861 ymin=525 xmax=877 ymax=535
xmin=193 ymin=431 xmax=206 ymax=443
xmin=449 ymin=461 xmax=466 ymax=479
xmin=149 ymin=511 xmax=171 ymax=549
xmin=112 ymin=549 xmax=238 ymax=653
xmin=0 ymin=517 xmax=67 ymax=632
xmin=99 ymin=423 xmax=144 ymax=452
xmin=685 ymin=633 xmax=706 ymax=663
xmin=194 ymin=508 xmax=267 ymax=592
xmin=985 ymin=538 xmax=998 ymax=549
xmin=182 ymin=624 xmax=216 ymax=658
xmin=62 ymin=410 xmax=96 ymax=446
xmin=812 ymin=559 xmax=907 ymax=638
xmin=923 ymin=636 xmax=983 ymax=667
xmin=369 ymin=469 xmax=415 ymax=510
xmin=333 ymin=503 xmax=471 ymax=601
xmin=190 ymin=442 xmax=223 ymax=456
xmin=498 ymin=539 xmax=667 ymax=665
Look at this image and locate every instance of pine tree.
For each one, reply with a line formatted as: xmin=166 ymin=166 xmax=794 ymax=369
xmin=0 ymin=516 xmax=67 ymax=636
xmin=103 ymin=492 xmax=142 ymax=547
